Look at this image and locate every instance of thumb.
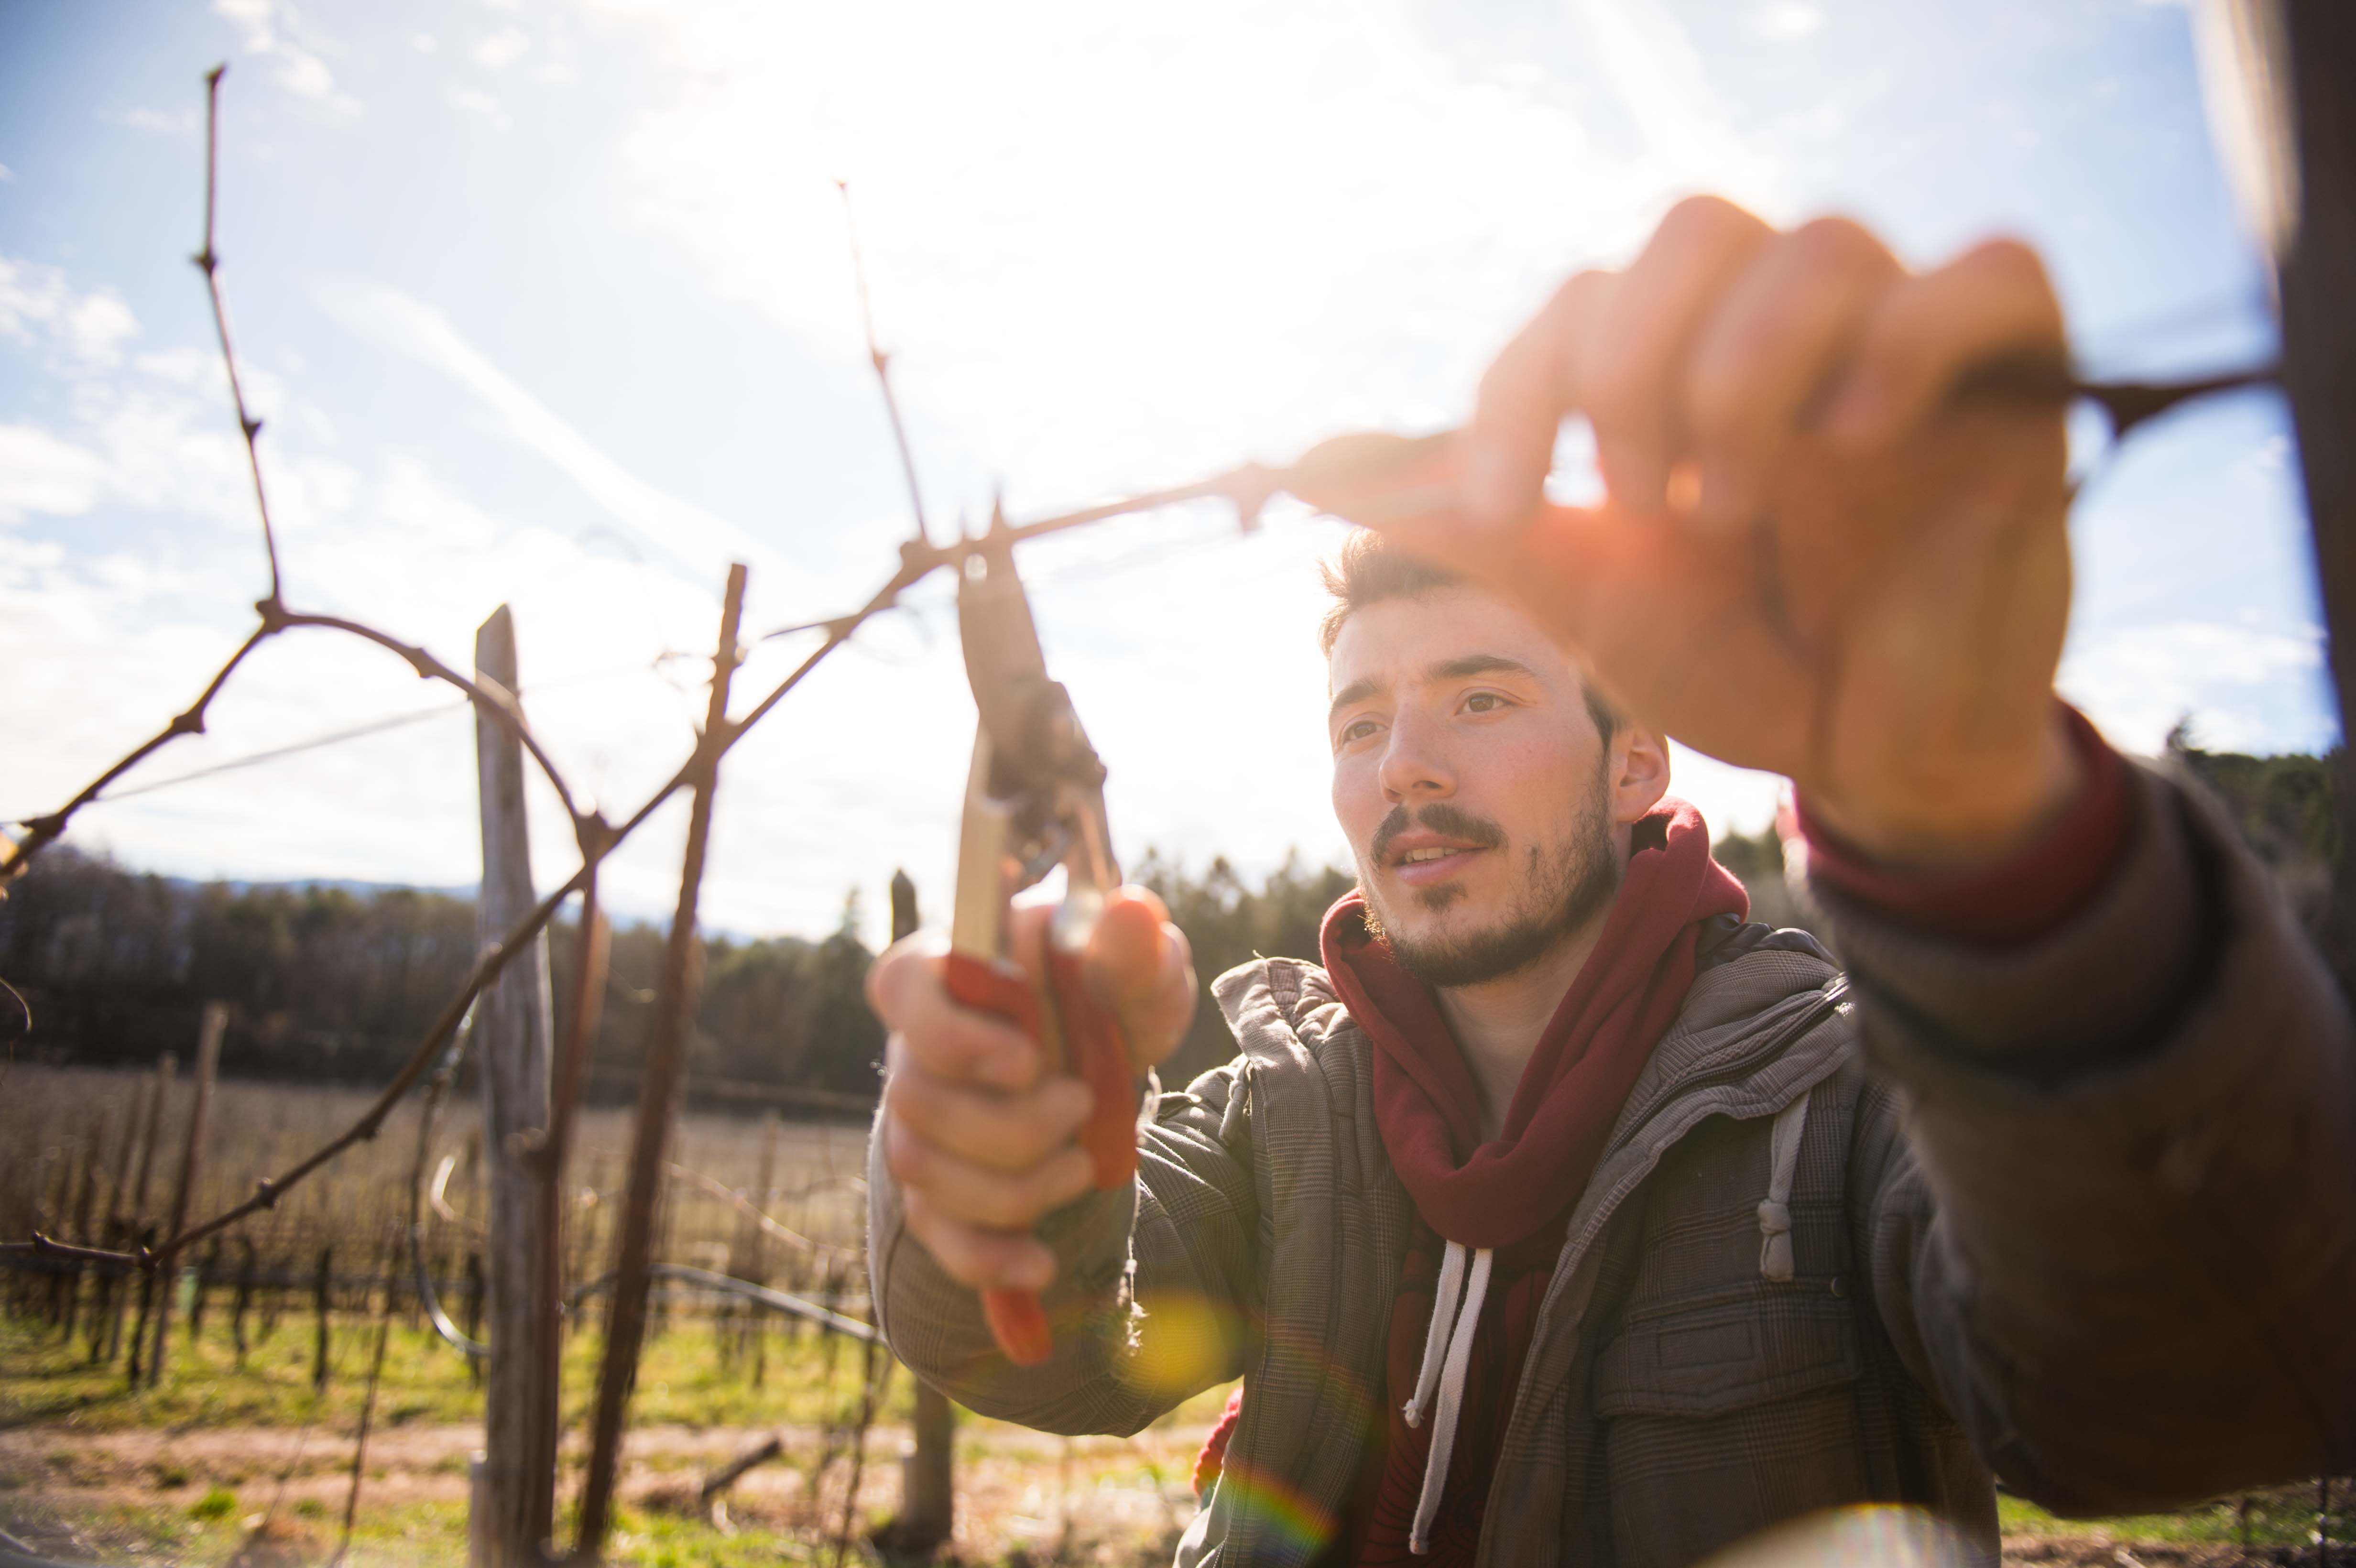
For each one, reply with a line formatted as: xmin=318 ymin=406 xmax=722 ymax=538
xmin=1087 ymin=887 xmax=1197 ymax=1073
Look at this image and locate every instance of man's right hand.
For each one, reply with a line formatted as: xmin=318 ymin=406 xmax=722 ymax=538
xmin=867 ymin=885 xmax=1197 ymax=1295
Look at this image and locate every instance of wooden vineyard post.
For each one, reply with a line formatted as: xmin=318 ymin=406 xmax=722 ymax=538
xmin=889 ymin=868 xmax=957 ymax=1552
xmin=313 ymin=1243 xmax=334 ymax=1394
xmin=2274 ymin=2 xmax=2356 ymax=991
xmin=748 ymin=1109 xmax=780 ymax=1384
xmin=232 ymin=1237 xmax=256 ymax=1368
xmin=60 ymin=1109 xmax=103 ymax=1340
xmin=90 ymin=1078 xmax=148 ymax=1364
xmin=574 ymin=563 xmax=747 ymax=1560
xmin=118 ymin=1052 xmax=174 ymax=1373
xmin=470 ymin=604 xmax=559 ymax=1567
xmin=147 ymin=1004 xmax=224 ymax=1387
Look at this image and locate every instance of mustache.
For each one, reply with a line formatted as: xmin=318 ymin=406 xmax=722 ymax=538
xmin=1369 ymin=801 xmax=1507 ymax=866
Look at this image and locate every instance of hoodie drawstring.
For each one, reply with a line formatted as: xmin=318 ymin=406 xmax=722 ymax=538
xmin=1756 ymin=1091 xmax=1811 ymax=1282
xmin=1401 ymin=1239 xmax=1493 ymax=1555
xmin=1396 ymin=1089 xmax=1814 ymax=1555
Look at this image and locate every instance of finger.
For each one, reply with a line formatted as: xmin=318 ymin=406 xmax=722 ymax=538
xmin=872 ymin=941 xmax=1041 ymax=1090
xmin=1088 ymin=889 xmax=1198 ymax=1069
xmin=903 ymin=1187 xmax=1057 ymax=1293
xmin=1005 ymin=894 xmax=1054 ymax=995
xmin=1825 ymin=236 xmax=2066 ymax=452
xmin=865 ymin=932 xmax=937 ymax=1027
xmin=1682 ymin=216 xmax=1902 ymax=529
xmin=1462 ymin=268 xmax=1616 ymax=532
xmin=882 ymin=1112 xmax=1096 ymax=1230
xmin=885 ymin=1063 xmax=1093 ymax=1173
xmin=1582 ymin=196 xmax=1775 ymax=514
xmin=1087 ymin=888 xmax=1167 ymax=1017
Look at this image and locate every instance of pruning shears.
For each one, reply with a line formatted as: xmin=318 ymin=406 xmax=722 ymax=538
xmin=947 ymin=504 xmax=1141 ymax=1367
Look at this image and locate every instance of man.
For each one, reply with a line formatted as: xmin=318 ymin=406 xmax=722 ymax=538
xmin=865 ymin=198 xmax=2356 ymax=1567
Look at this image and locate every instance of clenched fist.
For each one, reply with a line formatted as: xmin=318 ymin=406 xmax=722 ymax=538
xmin=867 ymin=886 xmax=1196 ymax=1293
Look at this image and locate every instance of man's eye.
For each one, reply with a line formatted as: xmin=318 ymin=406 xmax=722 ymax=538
xmin=1463 ymin=693 xmax=1508 ymax=714
xmin=1340 ymin=719 xmax=1379 ymax=744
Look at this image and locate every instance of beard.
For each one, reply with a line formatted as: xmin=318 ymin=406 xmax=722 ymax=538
xmin=1360 ymin=781 xmax=1621 ymax=990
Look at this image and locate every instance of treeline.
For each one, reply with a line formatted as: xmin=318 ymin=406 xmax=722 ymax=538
xmin=1134 ymin=849 xmax=1363 ymax=1087
xmin=1 ymin=734 xmax=2335 ymax=1101
xmin=0 ymin=850 xmax=887 ymax=1110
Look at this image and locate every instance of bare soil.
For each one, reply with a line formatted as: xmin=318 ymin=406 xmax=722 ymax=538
xmin=2 ymin=1414 xmax=1212 ymax=1564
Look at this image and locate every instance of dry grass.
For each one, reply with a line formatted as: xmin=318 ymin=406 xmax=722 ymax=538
xmin=3 ymin=1068 xmax=2343 ymax=1567
xmin=1 ymin=1065 xmax=873 ymax=1297
xmin=0 ymin=1065 xmax=1224 ymax=1565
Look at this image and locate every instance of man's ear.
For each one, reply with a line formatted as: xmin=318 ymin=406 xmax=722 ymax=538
xmin=1607 ymin=725 xmax=1672 ymax=826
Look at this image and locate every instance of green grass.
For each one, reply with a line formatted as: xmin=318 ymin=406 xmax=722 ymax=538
xmin=1998 ymin=1486 xmax=2335 ymax=1549
xmin=0 ymin=1307 xmax=918 ymax=1435
xmin=3 ymin=1303 xmax=1222 ymax=1567
xmin=7 ymin=1490 xmax=1157 ymax=1568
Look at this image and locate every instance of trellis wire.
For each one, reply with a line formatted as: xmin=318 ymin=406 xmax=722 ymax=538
xmin=0 ymin=51 xmax=2302 ymax=1568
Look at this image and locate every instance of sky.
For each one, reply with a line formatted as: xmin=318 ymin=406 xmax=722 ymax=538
xmin=0 ymin=0 xmax=2324 ymax=946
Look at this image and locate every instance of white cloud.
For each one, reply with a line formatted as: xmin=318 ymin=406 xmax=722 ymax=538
xmin=0 ymin=163 xmax=13 ymax=183
xmin=0 ymin=255 xmax=141 ymax=366
xmin=0 ymin=430 xmax=754 ymax=917
xmin=2062 ymin=621 xmax=2329 ymax=754
xmin=1750 ymin=2 xmax=1826 ymax=41
xmin=111 ymin=106 xmax=197 ymax=135
xmin=211 ymin=0 xmax=361 ymax=119
xmin=65 ymin=294 xmax=139 ymax=365
xmin=0 ymin=426 xmax=107 ymax=522
xmin=545 ymin=0 xmax=1807 ymax=936
xmin=591 ymin=0 xmax=1780 ymax=506
xmin=339 ymin=287 xmax=776 ymax=584
xmin=134 ymin=345 xmax=216 ymax=386
xmin=474 ymin=27 xmax=530 ymax=69
xmin=451 ymin=86 xmax=510 ymax=128
xmin=1566 ymin=0 xmax=1790 ymax=207
xmin=0 ymin=253 xmax=347 ymax=545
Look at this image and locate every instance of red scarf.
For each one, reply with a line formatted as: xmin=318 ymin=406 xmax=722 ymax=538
xmin=1195 ymin=799 xmax=1745 ymax=1564
xmin=1328 ymin=797 xmax=1746 ymax=1251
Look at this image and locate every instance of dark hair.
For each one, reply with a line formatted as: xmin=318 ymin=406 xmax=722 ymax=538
xmin=1317 ymin=529 xmax=1619 ymax=740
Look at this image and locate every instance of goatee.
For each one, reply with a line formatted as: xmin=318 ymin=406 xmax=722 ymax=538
xmin=1363 ymin=788 xmax=1620 ymax=989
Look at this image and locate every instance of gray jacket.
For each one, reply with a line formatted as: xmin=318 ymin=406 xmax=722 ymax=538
xmin=869 ymin=764 xmax=2356 ymax=1566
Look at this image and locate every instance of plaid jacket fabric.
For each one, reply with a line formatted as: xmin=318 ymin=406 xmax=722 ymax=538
xmin=869 ymin=763 xmax=2356 ymax=1566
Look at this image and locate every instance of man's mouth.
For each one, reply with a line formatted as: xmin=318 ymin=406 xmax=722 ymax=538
xmin=1370 ymin=805 xmax=1505 ymax=889
xmin=1387 ymin=838 xmax=1490 ymax=886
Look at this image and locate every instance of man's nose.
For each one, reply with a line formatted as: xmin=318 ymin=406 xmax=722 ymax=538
xmin=1377 ymin=707 xmax=1455 ymax=803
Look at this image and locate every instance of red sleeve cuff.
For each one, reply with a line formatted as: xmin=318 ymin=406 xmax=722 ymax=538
xmin=1794 ymin=707 xmax=2134 ymax=947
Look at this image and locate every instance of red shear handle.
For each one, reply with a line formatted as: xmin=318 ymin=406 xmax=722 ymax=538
xmin=942 ymin=950 xmax=1059 ymax=1368
xmin=940 ymin=945 xmax=1138 ymax=1367
xmin=1044 ymin=943 xmax=1140 ymax=1189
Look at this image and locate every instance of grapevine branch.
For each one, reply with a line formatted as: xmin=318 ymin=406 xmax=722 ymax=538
xmin=663 ymin=1161 xmax=860 ymax=1262
xmin=838 ymin=179 xmax=931 ymax=546
xmin=196 ymin=63 xmax=283 ymax=607
xmin=0 ymin=66 xmax=593 ymax=889
xmin=0 ymin=467 xmax=1272 ymax=1277
xmin=7 ymin=61 xmax=2276 ymax=1298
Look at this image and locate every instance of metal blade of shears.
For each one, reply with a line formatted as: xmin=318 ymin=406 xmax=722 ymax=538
xmin=942 ymin=510 xmax=1136 ymax=1368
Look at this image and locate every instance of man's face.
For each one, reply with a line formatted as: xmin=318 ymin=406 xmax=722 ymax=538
xmin=1327 ymin=585 xmax=1643 ymax=987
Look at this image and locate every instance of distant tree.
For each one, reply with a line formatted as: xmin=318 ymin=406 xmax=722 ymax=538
xmin=0 ymin=848 xmax=884 ymax=1110
xmin=9 ymin=746 xmax=2341 ymax=1100
xmin=1710 ymin=821 xmax=1818 ymax=941
xmin=2166 ymin=725 xmax=2339 ymax=944
xmin=1134 ymin=849 xmax=1358 ymax=1087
